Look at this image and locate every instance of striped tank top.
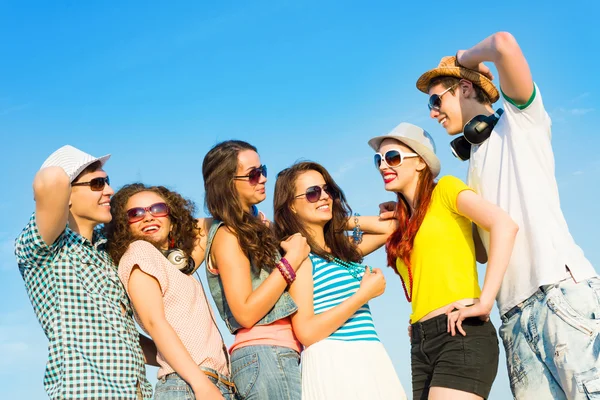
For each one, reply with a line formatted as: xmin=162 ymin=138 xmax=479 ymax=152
xmin=310 ymin=253 xmax=379 ymax=342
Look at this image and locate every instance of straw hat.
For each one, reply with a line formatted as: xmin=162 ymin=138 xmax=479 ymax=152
xmin=416 ymin=56 xmax=499 ymax=103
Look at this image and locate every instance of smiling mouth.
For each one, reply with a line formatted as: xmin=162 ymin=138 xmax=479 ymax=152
xmin=142 ymin=225 xmax=160 ymax=233
xmin=383 ymin=173 xmax=396 ymax=183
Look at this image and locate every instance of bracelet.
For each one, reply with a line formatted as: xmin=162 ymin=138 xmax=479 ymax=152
xmin=352 ymin=213 xmax=363 ymax=245
xmin=277 ymin=257 xmax=296 ymax=284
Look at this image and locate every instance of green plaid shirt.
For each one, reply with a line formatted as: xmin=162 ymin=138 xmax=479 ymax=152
xmin=15 ymin=214 xmax=152 ymax=399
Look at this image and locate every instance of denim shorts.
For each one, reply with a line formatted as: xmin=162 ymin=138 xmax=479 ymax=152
xmin=231 ymin=345 xmax=302 ymax=400
xmin=411 ymin=314 xmax=499 ymax=399
xmin=154 ymin=367 xmax=236 ymax=400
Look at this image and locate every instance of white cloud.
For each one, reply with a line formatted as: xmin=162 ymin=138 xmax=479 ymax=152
xmin=332 ymin=156 xmax=372 ymax=180
xmin=571 ymin=92 xmax=591 ymax=103
xmin=0 ymin=103 xmax=30 ymax=116
xmin=0 ymin=311 xmax=48 ymax=373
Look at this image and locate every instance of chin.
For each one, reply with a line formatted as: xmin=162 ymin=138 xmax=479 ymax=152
xmin=254 ymin=194 xmax=267 ymax=204
xmin=384 ymin=181 xmax=401 ymax=192
xmin=98 ymin=214 xmax=113 ymax=224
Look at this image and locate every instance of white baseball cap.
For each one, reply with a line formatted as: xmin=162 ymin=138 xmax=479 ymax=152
xmin=40 ymin=145 xmax=111 ymax=182
xmin=368 ymin=122 xmax=441 ymax=177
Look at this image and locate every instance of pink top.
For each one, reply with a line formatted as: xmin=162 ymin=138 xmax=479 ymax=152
xmin=207 ymin=259 xmax=302 ymax=354
xmin=230 ymin=318 xmax=302 ymax=354
xmin=119 ymin=240 xmax=229 ymax=378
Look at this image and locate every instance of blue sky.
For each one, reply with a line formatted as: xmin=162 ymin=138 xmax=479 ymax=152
xmin=1 ymin=1 xmax=599 ymax=398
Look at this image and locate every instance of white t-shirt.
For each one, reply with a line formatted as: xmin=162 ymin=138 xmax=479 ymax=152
xmin=468 ymin=84 xmax=597 ymax=316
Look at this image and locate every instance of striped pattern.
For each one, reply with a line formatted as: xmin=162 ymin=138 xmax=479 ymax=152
xmin=310 ymin=254 xmax=379 ymax=342
xmin=40 ymin=145 xmax=110 ymax=182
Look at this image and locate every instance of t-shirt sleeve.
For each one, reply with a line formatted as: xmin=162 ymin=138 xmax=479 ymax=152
xmin=500 ymin=83 xmax=552 ymax=138
xmin=118 ymin=240 xmax=170 ymax=296
xmin=436 ymin=175 xmax=474 ymax=215
xmin=15 ymin=213 xmax=66 ymax=268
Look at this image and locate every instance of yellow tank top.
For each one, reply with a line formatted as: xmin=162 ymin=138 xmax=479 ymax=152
xmin=396 ymin=175 xmax=480 ymax=323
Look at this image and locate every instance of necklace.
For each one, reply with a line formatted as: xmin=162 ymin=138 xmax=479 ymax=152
xmin=398 ymin=262 xmax=413 ymax=303
xmin=327 ymin=255 xmax=373 ymax=282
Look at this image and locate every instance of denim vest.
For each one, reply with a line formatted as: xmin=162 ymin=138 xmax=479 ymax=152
xmin=205 ymin=220 xmax=297 ymax=334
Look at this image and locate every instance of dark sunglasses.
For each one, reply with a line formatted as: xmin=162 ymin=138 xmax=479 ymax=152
xmin=234 ymin=165 xmax=267 ymax=185
xmin=428 ymin=83 xmax=459 ymax=111
xmin=295 ymin=184 xmax=336 ymax=203
xmin=374 ymin=149 xmax=418 ymax=169
xmin=126 ymin=202 xmax=170 ymax=224
xmin=71 ymin=176 xmax=110 ymax=191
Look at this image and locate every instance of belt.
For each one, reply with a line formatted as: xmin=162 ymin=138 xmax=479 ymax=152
xmin=164 ymin=370 xmax=236 ymax=392
xmin=202 ymin=369 xmax=236 ymax=391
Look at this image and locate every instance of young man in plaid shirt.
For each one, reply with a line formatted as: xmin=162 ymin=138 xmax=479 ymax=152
xmin=15 ymin=145 xmax=155 ymax=399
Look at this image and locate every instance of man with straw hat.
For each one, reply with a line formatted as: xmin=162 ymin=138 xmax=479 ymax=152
xmin=416 ymin=32 xmax=599 ymax=399
xmin=14 ymin=145 xmax=155 ymax=399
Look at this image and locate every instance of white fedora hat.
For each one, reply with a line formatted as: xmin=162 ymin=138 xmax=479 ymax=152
xmin=41 ymin=145 xmax=111 ymax=182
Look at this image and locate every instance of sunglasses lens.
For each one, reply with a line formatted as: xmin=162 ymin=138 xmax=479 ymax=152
xmin=374 ymin=154 xmax=382 ymax=168
xmin=428 ymin=94 xmax=441 ymax=111
xmin=150 ymin=203 xmax=169 ymax=217
xmin=248 ymin=169 xmax=261 ymax=185
xmin=90 ymin=177 xmax=108 ymax=191
xmin=305 ymin=186 xmax=322 ymax=203
xmin=127 ymin=208 xmax=145 ymax=223
xmin=323 ymin=184 xmax=336 ymax=199
xmin=248 ymin=166 xmax=267 ymax=185
xmin=384 ymin=150 xmax=402 ymax=167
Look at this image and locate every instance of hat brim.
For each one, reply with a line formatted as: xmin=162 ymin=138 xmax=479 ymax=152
xmin=368 ymin=135 xmax=441 ymax=178
xmin=416 ymin=66 xmax=500 ymax=104
xmin=70 ymin=154 xmax=111 ymax=182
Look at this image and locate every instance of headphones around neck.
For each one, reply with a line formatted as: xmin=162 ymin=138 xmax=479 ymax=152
xmin=161 ymin=248 xmax=196 ymax=275
xmin=450 ymin=108 xmax=504 ymax=161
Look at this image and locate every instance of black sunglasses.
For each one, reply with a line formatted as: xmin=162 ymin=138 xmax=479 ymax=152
xmin=428 ymin=83 xmax=459 ymax=111
xmin=71 ymin=176 xmax=110 ymax=191
xmin=234 ymin=165 xmax=267 ymax=185
xmin=294 ymin=184 xmax=336 ymax=203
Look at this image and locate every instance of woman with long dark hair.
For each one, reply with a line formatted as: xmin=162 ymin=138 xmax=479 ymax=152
xmin=369 ymin=123 xmax=518 ymax=400
xmin=273 ymin=161 xmax=406 ymax=400
xmin=202 ymin=140 xmax=309 ymax=400
xmin=105 ymin=183 xmax=234 ymax=399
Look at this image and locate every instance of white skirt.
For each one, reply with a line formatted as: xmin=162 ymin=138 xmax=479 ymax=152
xmin=301 ymin=339 xmax=407 ymax=400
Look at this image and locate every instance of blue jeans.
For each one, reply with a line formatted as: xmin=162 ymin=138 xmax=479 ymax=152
xmin=500 ymin=276 xmax=600 ymax=399
xmin=231 ymin=345 xmax=301 ymax=400
xmin=154 ymin=367 xmax=236 ymax=400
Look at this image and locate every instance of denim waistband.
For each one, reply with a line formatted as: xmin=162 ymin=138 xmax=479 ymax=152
xmin=162 ymin=366 xmax=235 ymax=389
xmin=501 ymin=284 xmax=557 ymax=322
xmin=411 ymin=314 xmax=448 ymax=344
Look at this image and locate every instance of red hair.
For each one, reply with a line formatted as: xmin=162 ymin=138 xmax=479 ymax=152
xmin=386 ymin=164 xmax=436 ymax=273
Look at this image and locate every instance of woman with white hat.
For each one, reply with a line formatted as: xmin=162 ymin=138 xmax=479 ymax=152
xmin=368 ymin=123 xmax=518 ymax=400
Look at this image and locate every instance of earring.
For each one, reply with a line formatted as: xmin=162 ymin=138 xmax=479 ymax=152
xmin=169 ymin=232 xmax=175 ymax=249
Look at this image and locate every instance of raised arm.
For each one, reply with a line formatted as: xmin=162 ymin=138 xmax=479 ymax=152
xmin=33 ymin=166 xmax=71 ymax=245
xmin=288 ymin=258 xmax=385 ymax=347
xmin=457 ymin=32 xmax=533 ymax=105
xmin=211 ymin=227 xmax=309 ymax=328
xmin=346 ymin=215 xmax=397 ymax=256
xmin=447 ymin=190 xmax=518 ymax=336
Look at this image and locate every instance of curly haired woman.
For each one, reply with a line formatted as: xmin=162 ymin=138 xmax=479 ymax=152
xmin=105 ymin=183 xmax=234 ymax=400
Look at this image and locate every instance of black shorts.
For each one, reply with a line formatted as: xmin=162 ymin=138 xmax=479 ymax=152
xmin=411 ymin=314 xmax=499 ymax=399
